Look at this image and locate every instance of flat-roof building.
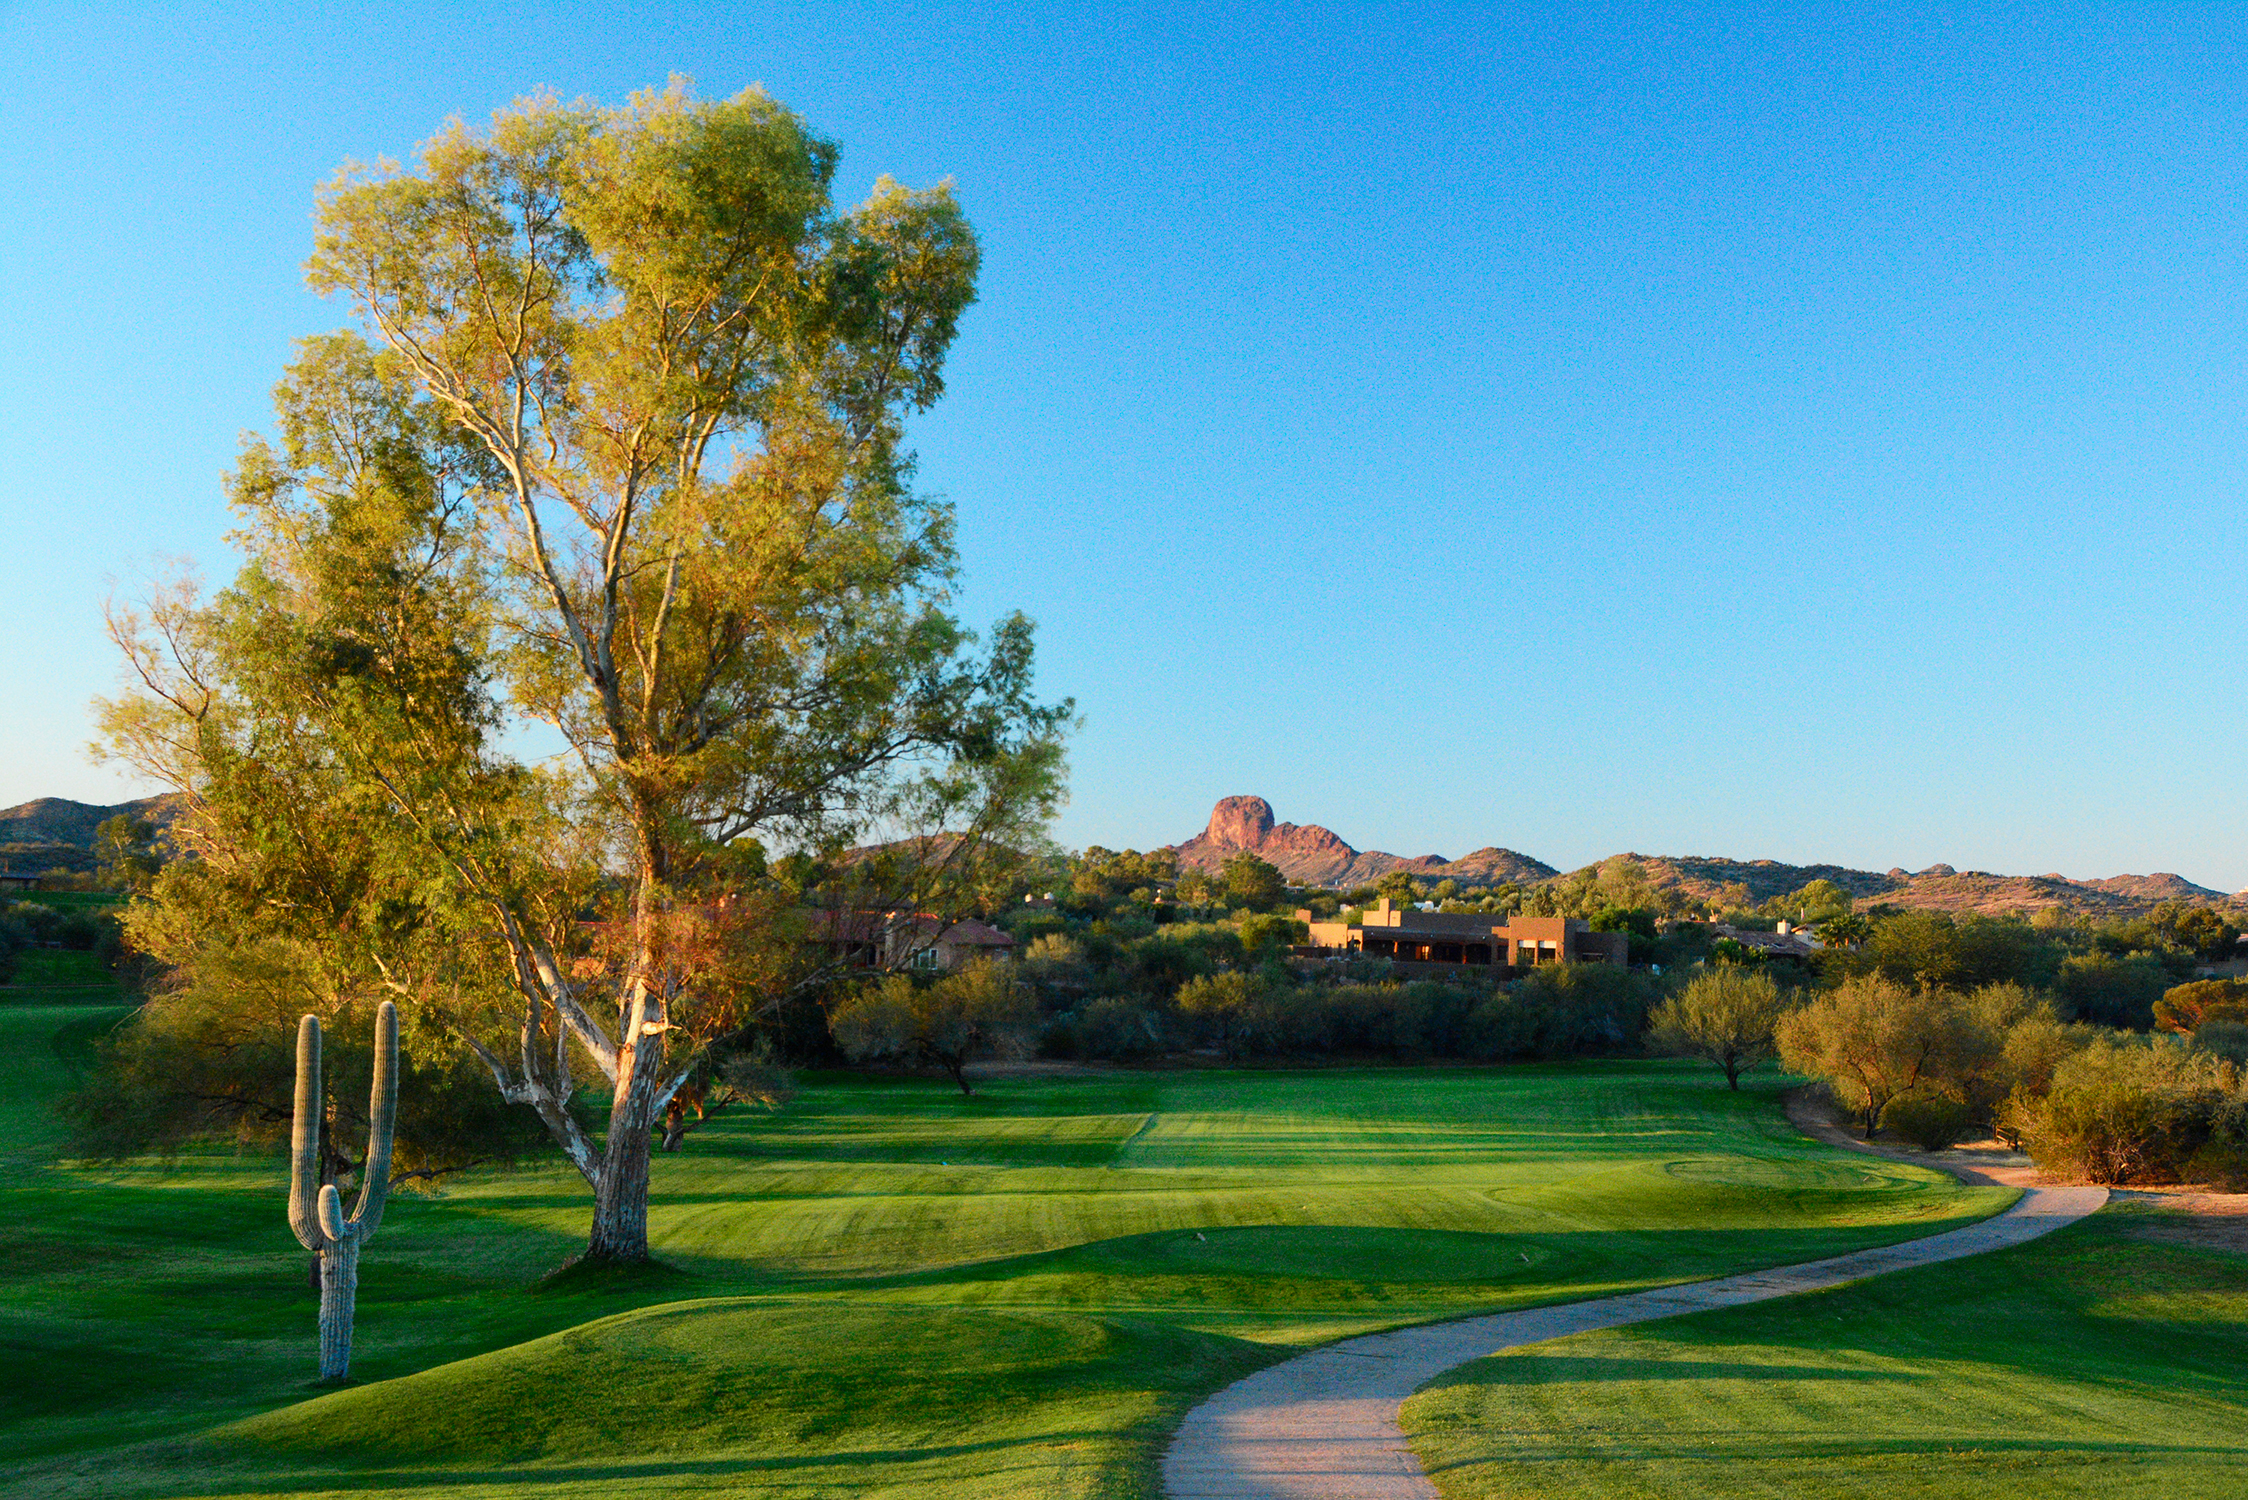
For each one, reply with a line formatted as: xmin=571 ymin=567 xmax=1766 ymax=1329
xmin=1300 ymin=900 xmax=1627 ymax=970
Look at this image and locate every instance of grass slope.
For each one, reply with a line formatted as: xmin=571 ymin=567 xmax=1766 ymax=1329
xmin=0 ymin=1007 xmax=2010 ymax=1500
xmin=1402 ymin=1201 xmax=2248 ymax=1499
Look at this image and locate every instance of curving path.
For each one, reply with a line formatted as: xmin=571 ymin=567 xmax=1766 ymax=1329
xmin=1162 ymin=1181 xmax=2108 ymax=1499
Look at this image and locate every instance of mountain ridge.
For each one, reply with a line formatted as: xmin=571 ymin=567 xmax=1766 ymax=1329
xmin=1162 ymin=795 xmax=2237 ymax=917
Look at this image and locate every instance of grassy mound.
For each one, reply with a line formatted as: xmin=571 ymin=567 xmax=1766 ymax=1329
xmin=224 ymin=1301 xmax=1273 ymax=1486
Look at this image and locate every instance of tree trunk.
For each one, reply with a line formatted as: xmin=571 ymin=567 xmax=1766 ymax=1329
xmin=316 ymin=1240 xmax=360 ymax=1382
xmin=941 ymin=1054 xmax=974 ymax=1097
xmin=586 ymin=1125 xmax=653 ymax=1261
xmin=584 ymin=1041 xmax=662 ymax=1262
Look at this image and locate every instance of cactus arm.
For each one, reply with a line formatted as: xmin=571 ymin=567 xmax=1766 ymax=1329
xmin=287 ymin=1015 xmax=328 ymax=1252
xmin=317 ymin=1182 xmax=350 ymax=1245
xmin=347 ymin=1001 xmax=398 ymax=1237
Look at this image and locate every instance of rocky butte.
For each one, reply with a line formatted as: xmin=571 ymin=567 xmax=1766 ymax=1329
xmin=1166 ymin=796 xmax=1557 ymax=890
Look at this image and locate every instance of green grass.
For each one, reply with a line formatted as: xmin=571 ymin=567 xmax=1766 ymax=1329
xmin=0 ymin=947 xmax=122 ymax=999
xmin=1402 ymin=1201 xmax=2248 ymax=1499
xmin=3 ymin=891 xmax=125 ymax=909
xmin=0 ymin=1004 xmax=2017 ymax=1500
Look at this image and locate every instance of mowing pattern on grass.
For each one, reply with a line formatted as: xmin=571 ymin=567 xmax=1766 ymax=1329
xmin=1402 ymin=1202 xmax=2248 ymax=1500
xmin=1164 ymin=1183 xmax=2101 ymax=1499
xmin=0 ymin=1025 xmax=2011 ymax=1500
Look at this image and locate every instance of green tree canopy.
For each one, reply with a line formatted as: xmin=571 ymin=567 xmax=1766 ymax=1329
xmin=1222 ymin=850 xmax=1287 ymax=913
xmin=1648 ymin=967 xmax=1789 ymax=1089
xmin=96 ymin=83 xmax=1068 ymax=1263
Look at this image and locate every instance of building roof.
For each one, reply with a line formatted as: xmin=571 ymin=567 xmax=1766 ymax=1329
xmin=1712 ymin=924 xmax=1820 ymax=957
xmin=937 ymin=920 xmax=1015 ymax=948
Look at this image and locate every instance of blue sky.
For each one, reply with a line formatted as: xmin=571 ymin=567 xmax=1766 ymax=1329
xmin=4 ymin=2 xmax=2244 ymax=889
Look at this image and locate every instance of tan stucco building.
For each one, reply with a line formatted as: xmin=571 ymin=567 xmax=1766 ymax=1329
xmin=1300 ymin=900 xmax=1628 ymax=970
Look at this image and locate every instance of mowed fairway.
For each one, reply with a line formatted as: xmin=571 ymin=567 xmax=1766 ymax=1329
xmin=0 ymin=1001 xmax=2012 ymax=1500
xmin=1400 ymin=1202 xmax=2248 ymax=1499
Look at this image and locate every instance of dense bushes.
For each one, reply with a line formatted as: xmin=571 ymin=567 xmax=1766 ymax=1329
xmin=1039 ymin=964 xmax=1658 ymax=1067
xmin=2008 ymin=1036 xmax=2247 ymax=1185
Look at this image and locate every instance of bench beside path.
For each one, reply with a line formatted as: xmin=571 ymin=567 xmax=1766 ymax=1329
xmin=1161 ymin=1181 xmax=2106 ymax=1499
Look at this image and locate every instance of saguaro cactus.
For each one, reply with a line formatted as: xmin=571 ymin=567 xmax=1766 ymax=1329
xmin=287 ymin=1001 xmax=397 ymax=1382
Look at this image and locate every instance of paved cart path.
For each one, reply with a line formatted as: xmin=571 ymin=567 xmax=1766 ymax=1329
xmin=1162 ymin=1181 xmax=2108 ymax=1499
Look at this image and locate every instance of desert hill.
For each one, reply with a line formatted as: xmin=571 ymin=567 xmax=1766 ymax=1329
xmin=1164 ymin=795 xmax=2235 ymax=918
xmin=0 ymin=794 xmax=184 ymax=876
xmin=1168 ymin=795 xmax=1556 ymax=889
xmin=0 ymin=795 xmax=182 ymax=848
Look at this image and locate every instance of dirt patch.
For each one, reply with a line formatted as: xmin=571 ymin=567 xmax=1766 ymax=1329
xmin=1782 ymin=1086 xmax=2041 ymax=1188
xmin=1783 ymin=1087 xmax=2248 ymax=1231
xmin=2113 ymin=1189 xmax=2248 ymax=1255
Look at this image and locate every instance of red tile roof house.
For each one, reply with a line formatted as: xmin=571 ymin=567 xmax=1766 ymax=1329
xmin=801 ymin=910 xmax=1017 ymax=973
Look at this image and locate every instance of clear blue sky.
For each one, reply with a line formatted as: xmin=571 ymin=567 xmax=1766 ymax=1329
xmin=4 ymin=2 xmax=2244 ymax=890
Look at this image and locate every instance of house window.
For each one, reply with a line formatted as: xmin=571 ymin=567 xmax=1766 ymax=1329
xmin=908 ymin=946 xmax=940 ymax=971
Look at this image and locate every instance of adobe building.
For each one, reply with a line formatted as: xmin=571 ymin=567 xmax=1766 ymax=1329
xmin=1300 ymin=900 xmax=1627 ymax=970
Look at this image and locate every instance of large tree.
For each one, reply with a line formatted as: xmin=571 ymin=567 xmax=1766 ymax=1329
xmin=99 ymin=83 xmax=1068 ymax=1263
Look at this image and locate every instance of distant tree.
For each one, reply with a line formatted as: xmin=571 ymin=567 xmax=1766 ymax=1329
xmin=1374 ymin=869 xmax=1422 ymax=908
xmin=1708 ymin=937 xmax=1765 ymax=967
xmin=93 ymin=814 xmax=161 ymax=893
xmin=2153 ymin=978 xmax=2248 ymax=1035
xmin=2145 ymin=901 xmax=2238 ymax=961
xmin=1590 ymin=906 xmax=1657 ymax=939
xmin=1174 ymin=867 xmax=1218 ymax=909
xmin=1648 ymin=968 xmax=1790 ymax=1089
xmin=1776 ymin=975 xmax=1965 ymax=1137
xmin=2054 ymin=951 xmax=2172 ymax=1030
xmin=1223 ymin=851 xmax=1287 ymax=912
xmin=829 ymin=962 xmax=1037 ymax=1096
xmin=1175 ymin=970 xmax=1266 ymax=1059
xmin=1816 ymin=912 xmax=1871 ymax=950
xmin=1239 ymin=913 xmax=1309 ymax=952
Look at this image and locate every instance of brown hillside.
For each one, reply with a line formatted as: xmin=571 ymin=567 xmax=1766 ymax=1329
xmin=0 ymin=794 xmax=183 ymax=849
xmin=1168 ymin=796 xmax=1554 ymax=888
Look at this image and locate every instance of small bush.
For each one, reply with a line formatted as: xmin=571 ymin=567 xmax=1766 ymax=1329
xmin=2015 ymin=1036 xmax=2239 ymax=1184
xmin=2185 ymin=1135 xmax=2248 ymax=1191
xmin=1883 ymin=1095 xmax=1974 ymax=1152
xmin=1073 ymin=995 xmax=1166 ymax=1061
xmin=2193 ymin=1021 xmax=2248 ymax=1068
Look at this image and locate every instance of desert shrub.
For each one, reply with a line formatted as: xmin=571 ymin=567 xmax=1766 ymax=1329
xmin=1020 ymin=933 xmax=1091 ymax=1002
xmin=1072 ymin=995 xmax=1167 ymax=1060
xmin=2185 ymin=1135 xmax=2248 ymax=1191
xmin=1238 ymin=913 xmax=1309 ymax=952
xmin=1323 ymin=982 xmax=1435 ymax=1056
xmin=1883 ymin=1094 xmax=1974 ymax=1152
xmin=2158 ymin=979 xmax=2248 ymax=1034
xmin=1463 ymin=989 xmax=1540 ymax=1060
xmin=1175 ymin=971 xmax=1266 ymax=1057
xmin=2053 ymin=951 xmax=2173 ymax=1030
xmin=1517 ymin=962 xmax=1655 ymax=1060
xmin=2014 ymin=1035 xmax=2240 ymax=1184
xmin=53 ymin=908 xmax=113 ymax=952
xmin=2194 ymin=1020 xmax=2248 ymax=1068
